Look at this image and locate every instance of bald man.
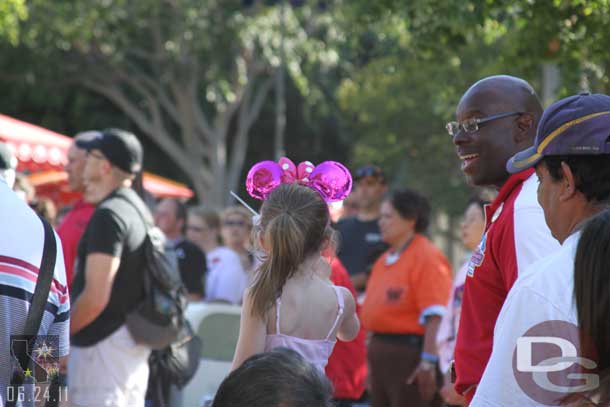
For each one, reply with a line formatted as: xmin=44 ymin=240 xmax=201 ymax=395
xmin=445 ymin=76 xmax=560 ymax=403
xmin=57 ymin=132 xmax=98 ymax=289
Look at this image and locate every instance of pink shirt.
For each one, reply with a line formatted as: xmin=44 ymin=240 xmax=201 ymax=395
xmin=264 ymin=285 xmax=344 ymax=372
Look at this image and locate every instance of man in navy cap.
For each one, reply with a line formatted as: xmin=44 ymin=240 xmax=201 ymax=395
xmin=471 ymin=93 xmax=610 ymax=406
xmin=68 ymin=128 xmax=153 ymax=406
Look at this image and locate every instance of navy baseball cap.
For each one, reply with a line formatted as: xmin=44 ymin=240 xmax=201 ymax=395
xmin=76 ymin=128 xmax=143 ymax=174
xmin=507 ymin=92 xmax=610 ymax=173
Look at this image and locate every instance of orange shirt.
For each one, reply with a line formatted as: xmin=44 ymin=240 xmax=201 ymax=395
xmin=361 ymin=234 xmax=452 ymax=335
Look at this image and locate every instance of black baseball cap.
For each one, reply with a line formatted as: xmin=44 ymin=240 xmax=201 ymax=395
xmin=354 ymin=165 xmax=386 ymax=183
xmin=76 ymin=128 xmax=143 ymax=174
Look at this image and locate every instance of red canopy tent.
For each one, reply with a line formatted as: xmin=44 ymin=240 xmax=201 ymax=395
xmin=0 ymin=113 xmax=71 ymax=172
xmin=0 ymin=113 xmax=194 ymax=204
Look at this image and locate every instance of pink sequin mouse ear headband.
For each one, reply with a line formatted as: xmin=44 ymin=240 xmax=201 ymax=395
xmin=245 ymin=157 xmax=352 ymax=202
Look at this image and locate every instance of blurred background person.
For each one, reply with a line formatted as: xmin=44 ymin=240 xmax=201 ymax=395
xmin=154 ymin=197 xmax=206 ymax=302
xmin=220 ymin=206 xmax=256 ymax=275
xmin=187 ymin=206 xmax=247 ymax=304
xmin=323 ymin=230 xmax=368 ymax=407
xmin=32 ymin=197 xmax=58 ymax=227
xmin=361 ymin=188 xmax=452 ymax=407
xmin=13 ymin=173 xmax=36 ymax=204
xmin=437 ymin=197 xmax=488 ymax=407
xmin=336 ymin=165 xmax=388 ymax=294
xmin=57 ymin=132 xmax=98 ymax=289
xmin=0 ymin=142 xmax=17 ymax=189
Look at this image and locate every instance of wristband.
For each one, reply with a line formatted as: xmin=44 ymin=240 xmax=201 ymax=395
xmin=421 ymin=352 xmax=439 ymax=364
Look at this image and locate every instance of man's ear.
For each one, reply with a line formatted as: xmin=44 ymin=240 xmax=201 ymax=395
xmin=559 ymin=161 xmax=577 ymax=201
xmin=514 ymin=113 xmax=535 ymax=144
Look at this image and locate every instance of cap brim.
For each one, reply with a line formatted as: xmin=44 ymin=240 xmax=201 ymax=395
xmin=506 ymin=146 xmax=542 ymax=173
xmin=75 ymin=138 xmax=102 ymax=151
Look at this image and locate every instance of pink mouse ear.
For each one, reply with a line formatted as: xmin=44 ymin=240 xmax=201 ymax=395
xmin=246 ymin=161 xmax=283 ymax=200
xmin=278 ymin=157 xmax=297 ymax=183
xmin=309 ymin=161 xmax=353 ymax=202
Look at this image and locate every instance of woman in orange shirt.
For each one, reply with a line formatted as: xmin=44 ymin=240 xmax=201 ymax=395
xmin=361 ymin=188 xmax=452 ymax=407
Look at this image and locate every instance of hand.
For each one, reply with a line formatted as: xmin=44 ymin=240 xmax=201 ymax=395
xmin=407 ymin=361 xmax=437 ymax=401
xmin=440 ymin=374 xmax=466 ymax=406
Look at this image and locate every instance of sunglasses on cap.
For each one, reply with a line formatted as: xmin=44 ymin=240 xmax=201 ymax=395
xmin=355 ymin=166 xmax=385 ymax=182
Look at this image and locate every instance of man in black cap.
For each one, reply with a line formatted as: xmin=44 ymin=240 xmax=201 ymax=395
xmin=68 ymin=128 xmax=152 ymax=406
xmin=471 ymin=93 xmax=610 ymax=406
xmin=336 ymin=165 xmax=388 ymax=293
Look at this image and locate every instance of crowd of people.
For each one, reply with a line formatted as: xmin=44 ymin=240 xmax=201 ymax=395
xmin=1 ymin=73 xmax=610 ymax=407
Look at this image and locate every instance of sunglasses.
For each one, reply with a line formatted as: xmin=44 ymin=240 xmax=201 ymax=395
xmin=446 ymin=111 xmax=523 ymax=138
xmin=355 ymin=166 xmax=384 ymax=181
xmin=186 ymin=225 xmax=208 ymax=233
xmin=223 ymin=220 xmax=247 ymax=228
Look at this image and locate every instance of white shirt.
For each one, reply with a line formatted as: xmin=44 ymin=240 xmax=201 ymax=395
xmin=0 ymin=179 xmax=69 ymax=406
xmin=205 ymin=246 xmax=248 ymax=304
xmin=471 ymin=232 xmax=582 ymax=407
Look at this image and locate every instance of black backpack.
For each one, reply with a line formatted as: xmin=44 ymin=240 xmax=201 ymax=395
xmin=117 ymin=192 xmax=203 ymax=391
xmin=116 ymin=192 xmax=189 ymax=350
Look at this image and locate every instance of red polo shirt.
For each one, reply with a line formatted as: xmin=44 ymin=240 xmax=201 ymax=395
xmin=57 ymin=199 xmax=95 ymax=290
xmin=454 ymin=169 xmax=560 ymax=402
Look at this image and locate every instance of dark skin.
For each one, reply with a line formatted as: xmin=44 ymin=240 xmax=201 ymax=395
xmin=453 ymin=75 xmax=542 ymax=189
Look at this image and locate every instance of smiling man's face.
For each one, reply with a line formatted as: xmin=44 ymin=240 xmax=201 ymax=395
xmin=452 ymin=89 xmax=521 ymax=189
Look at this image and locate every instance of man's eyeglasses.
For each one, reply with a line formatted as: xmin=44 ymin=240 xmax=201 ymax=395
xmin=446 ymin=111 xmax=523 ymax=138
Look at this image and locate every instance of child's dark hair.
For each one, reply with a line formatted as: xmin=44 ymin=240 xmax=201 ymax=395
xmin=212 ymin=348 xmax=334 ymax=407
xmin=250 ymin=183 xmax=329 ymax=318
xmin=574 ymin=208 xmax=610 ymax=375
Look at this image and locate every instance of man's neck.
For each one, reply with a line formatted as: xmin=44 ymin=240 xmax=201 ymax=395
xmin=561 ymin=201 xmax=610 ymax=244
xmin=164 ymin=231 xmax=182 ymax=241
xmin=357 ymin=208 xmax=380 ymax=222
xmin=202 ymin=241 xmax=218 ymax=253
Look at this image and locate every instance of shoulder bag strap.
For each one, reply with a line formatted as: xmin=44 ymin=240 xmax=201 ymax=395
xmin=6 ymin=216 xmax=57 ymax=407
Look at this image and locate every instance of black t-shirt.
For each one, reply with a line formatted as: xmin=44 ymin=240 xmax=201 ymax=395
xmin=335 ymin=216 xmax=388 ymax=277
xmin=71 ymin=187 xmax=148 ymax=347
xmin=173 ymin=238 xmax=206 ymax=297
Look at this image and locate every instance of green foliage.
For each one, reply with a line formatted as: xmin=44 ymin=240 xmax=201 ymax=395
xmin=0 ymin=0 xmax=26 ymax=45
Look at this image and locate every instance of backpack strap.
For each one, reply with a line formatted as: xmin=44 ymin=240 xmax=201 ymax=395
xmin=6 ymin=216 xmax=57 ymax=407
xmin=113 ymin=189 xmax=153 ymax=231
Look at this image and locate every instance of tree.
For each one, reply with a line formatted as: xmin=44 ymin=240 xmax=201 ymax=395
xmin=0 ymin=0 xmax=26 ymax=45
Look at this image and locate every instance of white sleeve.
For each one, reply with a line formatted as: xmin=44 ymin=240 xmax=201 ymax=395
xmin=513 ymin=206 xmax=560 ymax=277
xmin=209 ymin=251 xmax=247 ymax=305
xmin=471 ymin=284 xmax=572 ymax=407
xmin=513 ymin=175 xmax=561 ymax=277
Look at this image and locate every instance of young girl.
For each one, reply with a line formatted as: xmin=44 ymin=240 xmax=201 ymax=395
xmin=231 ymin=183 xmax=360 ymax=372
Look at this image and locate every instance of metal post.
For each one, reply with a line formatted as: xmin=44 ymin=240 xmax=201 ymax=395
xmin=274 ymin=0 xmax=287 ymax=160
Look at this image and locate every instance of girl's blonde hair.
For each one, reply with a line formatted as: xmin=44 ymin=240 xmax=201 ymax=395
xmin=250 ymin=183 xmax=329 ymax=318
